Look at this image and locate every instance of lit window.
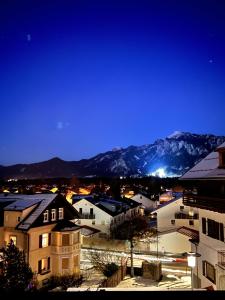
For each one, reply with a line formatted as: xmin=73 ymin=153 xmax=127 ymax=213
xmin=38 ymin=257 xmax=50 ymax=274
xmin=10 ymin=236 xmax=17 ymax=245
xmin=43 ymin=210 xmax=49 ymax=222
xmin=59 ymin=208 xmax=64 ymax=220
xmin=42 ymin=233 xmax=49 ymax=248
xmin=51 ymin=209 xmax=56 ymax=221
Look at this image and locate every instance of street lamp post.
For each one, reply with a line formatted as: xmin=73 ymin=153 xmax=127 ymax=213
xmin=187 ymin=252 xmax=201 ymax=291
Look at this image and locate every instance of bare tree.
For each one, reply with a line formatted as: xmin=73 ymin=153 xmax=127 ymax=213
xmin=86 ymin=249 xmax=122 ymax=277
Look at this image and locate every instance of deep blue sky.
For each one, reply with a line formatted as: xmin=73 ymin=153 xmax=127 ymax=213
xmin=1 ymin=0 xmax=225 ymax=165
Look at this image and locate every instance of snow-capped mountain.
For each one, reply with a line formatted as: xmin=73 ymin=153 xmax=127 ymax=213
xmin=1 ymin=132 xmax=225 ymax=179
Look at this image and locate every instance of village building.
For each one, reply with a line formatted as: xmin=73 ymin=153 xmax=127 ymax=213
xmin=180 ymin=141 xmax=225 ymax=290
xmin=0 ymin=193 xmax=81 ymax=287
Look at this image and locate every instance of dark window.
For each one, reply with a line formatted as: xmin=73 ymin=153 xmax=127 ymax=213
xmin=79 ymin=208 xmax=82 ymax=214
xmin=90 ymin=208 xmax=93 ymax=215
xmin=171 ymin=220 xmax=175 ymax=225
xmin=189 ymin=220 xmax=194 ymax=226
xmin=202 ymin=218 xmax=206 ymax=234
xmin=180 ymin=206 xmax=184 ymax=210
xmin=208 ymin=218 xmax=220 ymax=240
xmin=202 ymin=261 xmax=216 ymax=284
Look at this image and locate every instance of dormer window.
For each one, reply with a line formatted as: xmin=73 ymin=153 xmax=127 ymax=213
xmin=59 ymin=208 xmax=64 ymax=220
xmin=43 ymin=210 xmax=49 ymax=223
xmin=51 ymin=209 xmax=56 ymax=221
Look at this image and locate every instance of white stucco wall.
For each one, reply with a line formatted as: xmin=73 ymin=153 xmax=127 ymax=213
xmin=131 ymin=194 xmax=157 ymax=210
xmin=154 ymin=197 xmax=199 ymax=232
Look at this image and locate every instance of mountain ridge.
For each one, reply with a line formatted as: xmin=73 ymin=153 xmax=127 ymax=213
xmin=1 ymin=131 xmax=225 ymax=179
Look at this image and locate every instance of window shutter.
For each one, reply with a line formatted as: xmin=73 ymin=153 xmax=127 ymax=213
xmin=47 ymin=257 xmax=50 ymax=270
xmin=38 ymin=260 xmax=42 ymax=274
xmin=220 ymin=223 xmax=224 ymax=242
xmin=48 ymin=233 xmax=51 ymax=246
xmin=39 ymin=235 xmax=42 ymax=248
xmin=202 ymin=218 xmax=206 ymax=234
xmin=202 ymin=260 xmax=205 ymax=276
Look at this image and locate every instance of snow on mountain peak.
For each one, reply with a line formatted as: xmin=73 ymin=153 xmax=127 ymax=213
xmin=167 ymin=131 xmax=187 ymax=139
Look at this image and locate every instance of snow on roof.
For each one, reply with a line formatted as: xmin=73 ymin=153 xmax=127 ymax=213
xmin=16 ymin=194 xmax=57 ymax=230
xmin=180 ymin=141 xmax=225 ymax=180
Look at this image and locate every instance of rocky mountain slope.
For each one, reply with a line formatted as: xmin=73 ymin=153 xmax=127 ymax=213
xmin=1 ymin=131 xmax=225 ymax=179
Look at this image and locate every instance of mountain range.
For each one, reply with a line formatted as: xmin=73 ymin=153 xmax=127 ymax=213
xmin=1 ymin=131 xmax=225 ymax=179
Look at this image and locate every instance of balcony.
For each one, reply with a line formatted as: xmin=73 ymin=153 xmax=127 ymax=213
xmin=51 ymin=244 xmax=80 ymax=255
xmin=183 ymin=192 xmax=225 ymax=213
xmin=174 ymin=212 xmax=199 ymax=220
xmin=218 ymin=251 xmax=225 ymax=269
xmin=79 ymin=213 xmax=95 ymax=219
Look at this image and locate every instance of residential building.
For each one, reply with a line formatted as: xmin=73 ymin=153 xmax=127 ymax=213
xmin=151 ymin=193 xmax=199 ymax=232
xmin=131 ymin=193 xmax=158 ymax=212
xmin=180 ymin=142 xmax=225 ymax=290
xmin=0 ymin=193 xmax=81 ymax=287
xmin=72 ymin=195 xmax=140 ymax=238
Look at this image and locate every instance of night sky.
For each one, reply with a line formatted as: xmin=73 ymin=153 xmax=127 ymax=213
xmin=1 ymin=0 xmax=225 ymax=165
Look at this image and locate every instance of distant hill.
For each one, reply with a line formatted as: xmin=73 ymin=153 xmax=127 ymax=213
xmin=1 ymin=131 xmax=225 ymax=179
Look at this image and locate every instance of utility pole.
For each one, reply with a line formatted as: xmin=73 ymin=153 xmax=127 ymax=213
xmin=130 ymin=238 xmax=134 ymax=278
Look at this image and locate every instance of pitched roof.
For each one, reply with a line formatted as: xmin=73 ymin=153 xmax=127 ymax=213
xmin=180 ymin=142 xmax=225 ymax=180
xmin=74 ymin=195 xmax=140 ymax=217
xmin=177 ymin=226 xmax=199 ymax=240
xmin=79 ymin=225 xmax=100 ymax=236
xmin=52 ymin=220 xmax=80 ymax=232
xmin=151 ymin=192 xmax=183 ymax=212
xmin=16 ymin=194 xmax=57 ymax=230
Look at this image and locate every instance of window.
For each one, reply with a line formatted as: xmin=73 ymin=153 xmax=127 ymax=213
xmin=92 ymin=220 xmax=95 ymax=225
xmin=73 ymin=232 xmax=80 ymax=244
xmin=189 ymin=220 xmax=194 ymax=226
xmin=17 ymin=216 xmax=21 ymax=222
xmin=51 ymin=209 xmax=56 ymax=221
xmin=62 ymin=258 xmax=69 ymax=269
xmin=79 ymin=208 xmax=82 ymax=214
xmin=10 ymin=235 xmax=17 ymax=245
xmin=140 ymin=196 xmax=142 ymax=199
xmin=43 ymin=210 xmax=49 ymax=222
xmin=62 ymin=234 xmax=70 ymax=246
xmin=90 ymin=208 xmax=93 ymax=215
xmin=59 ymin=208 xmax=64 ymax=220
xmin=180 ymin=206 xmax=184 ymax=211
xmin=171 ymin=220 xmax=175 ymax=225
xmin=38 ymin=257 xmax=50 ymax=274
xmin=202 ymin=261 xmax=216 ymax=284
xmin=39 ymin=233 xmax=51 ymax=248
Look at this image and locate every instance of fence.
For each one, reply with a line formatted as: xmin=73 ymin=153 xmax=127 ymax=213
xmin=99 ymin=258 xmax=127 ymax=288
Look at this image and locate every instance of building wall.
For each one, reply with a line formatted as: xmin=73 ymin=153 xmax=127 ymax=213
xmin=193 ymin=208 xmax=225 ymax=290
xmin=154 ymin=197 xmax=199 ymax=232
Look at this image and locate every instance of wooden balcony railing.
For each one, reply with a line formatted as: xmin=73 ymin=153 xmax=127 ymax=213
xmin=174 ymin=212 xmax=199 ymax=219
xmin=51 ymin=244 xmax=80 ymax=255
xmin=80 ymin=213 xmax=95 ymax=219
xmin=183 ymin=192 xmax=225 ymax=213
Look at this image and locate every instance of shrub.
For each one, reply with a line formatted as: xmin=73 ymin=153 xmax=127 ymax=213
xmin=103 ymin=263 xmax=119 ymax=278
